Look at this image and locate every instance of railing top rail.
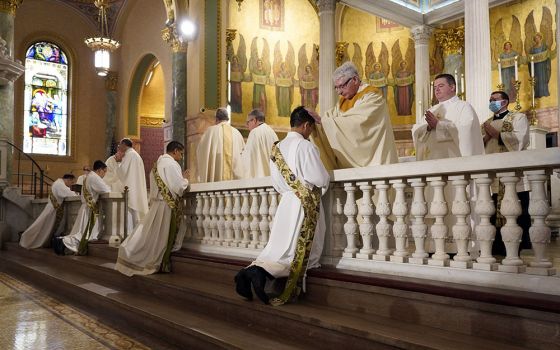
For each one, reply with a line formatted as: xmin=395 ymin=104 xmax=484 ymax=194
xmin=3 ymin=140 xmax=55 ymax=183
xmin=187 ymin=148 xmax=560 ymax=193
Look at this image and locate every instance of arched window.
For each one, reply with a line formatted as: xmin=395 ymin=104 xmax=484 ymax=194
xmin=23 ymin=41 xmax=69 ymax=156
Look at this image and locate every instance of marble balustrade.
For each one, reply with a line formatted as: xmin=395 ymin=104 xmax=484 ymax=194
xmin=51 ymin=148 xmax=559 ymax=295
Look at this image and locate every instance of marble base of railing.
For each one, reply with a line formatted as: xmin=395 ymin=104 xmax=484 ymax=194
xmin=184 ymin=242 xmax=261 ymax=260
xmin=449 ymin=260 xmax=473 ymax=269
xmin=356 ymin=252 xmax=373 ymax=259
xmin=335 ymin=257 xmax=560 ymax=296
xmin=342 ymin=252 xmax=356 ymax=258
xmin=498 ymin=265 xmax=526 ymax=273
xmin=472 ymin=262 xmax=499 ymax=271
xmin=408 ymin=257 xmax=428 ymax=265
xmin=526 ymin=267 xmax=557 ymax=276
xmin=428 ymin=259 xmax=450 ymax=267
xmin=390 ymin=256 xmax=409 ymax=263
xmin=109 ymin=235 xmax=121 ymax=247
xmin=372 ymin=254 xmax=390 ymax=261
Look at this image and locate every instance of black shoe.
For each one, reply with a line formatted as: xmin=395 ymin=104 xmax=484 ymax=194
xmin=234 ymin=268 xmax=253 ymax=301
xmin=52 ymin=237 xmax=65 ymax=256
xmin=246 ymin=266 xmax=270 ymax=305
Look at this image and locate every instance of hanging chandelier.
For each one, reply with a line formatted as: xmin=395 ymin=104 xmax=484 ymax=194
xmin=84 ymin=0 xmax=121 ymax=77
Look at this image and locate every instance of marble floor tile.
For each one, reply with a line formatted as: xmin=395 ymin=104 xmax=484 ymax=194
xmin=0 ymin=273 xmax=150 ymax=350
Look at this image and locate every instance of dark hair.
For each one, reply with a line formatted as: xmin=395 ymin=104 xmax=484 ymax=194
xmin=491 ymin=90 xmax=510 ymax=104
xmin=93 ymin=160 xmax=107 ymax=171
xmin=120 ymin=138 xmax=133 ymax=148
xmin=62 ymin=173 xmax=75 ymax=180
xmin=290 ymin=106 xmax=315 ymax=128
xmin=248 ymin=109 xmax=265 ymax=122
xmin=166 ymin=141 xmax=185 ymax=153
xmin=435 ymin=73 xmax=456 ymax=86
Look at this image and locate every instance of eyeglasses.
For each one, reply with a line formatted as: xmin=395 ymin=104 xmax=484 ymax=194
xmin=334 ymin=77 xmax=354 ymax=91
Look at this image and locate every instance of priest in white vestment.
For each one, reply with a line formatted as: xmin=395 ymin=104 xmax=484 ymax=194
xmin=196 ymin=108 xmax=245 ymax=182
xmin=412 ymin=74 xmax=484 ymax=160
xmin=112 ymin=138 xmax=149 ymax=229
xmin=103 ymin=154 xmax=125 ymax=192
xmin=20 ymin=174 xmax=77 ymax=249
xmin=240 ymin=109 xmax=279 ymax=178
xmin=55 ymin=161 xmax=110 ymax=255
xmin=483 ymin=91 xmax=531 ymax=256
xmin=235 ymin=107 xmax=329 ymax=305
xmin=312 ymin=61 xmax=397 ymax=169
xmin=115 ymin=141 xmax=189 ymax=276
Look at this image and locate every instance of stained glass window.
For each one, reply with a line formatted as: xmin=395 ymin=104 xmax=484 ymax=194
xmin=23 ymin=41 xmax=69 ymax=156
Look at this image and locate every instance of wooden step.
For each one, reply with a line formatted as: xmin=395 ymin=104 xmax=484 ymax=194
xmin=0 ymin=243 xmax=537 ymax=350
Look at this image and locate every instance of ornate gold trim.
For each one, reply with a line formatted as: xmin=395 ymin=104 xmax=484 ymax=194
xmin=435 ymin=26 xmax=464 ymax=56
xmin=0 ymin=0 xmax=23 ymax=15
xmin=161 ymin=25 xmax=188 ymax=53
xmin=140 ymin=116 xmax=164 ymax=127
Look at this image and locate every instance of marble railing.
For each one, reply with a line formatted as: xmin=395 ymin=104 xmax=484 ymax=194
xmin=183 ymin=148 xmax=560 ymax=295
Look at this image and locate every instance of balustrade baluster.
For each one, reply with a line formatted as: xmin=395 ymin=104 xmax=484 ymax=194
xmin=408 ymin=178 xmax=428 ymax=264
xmin=182 ymin=197 xmax=191 ymax=242
xmin=332 ymin=185 xmax=346 ymax=257
xmin=240 ymin=191 xmax=251 ymax=248
xmin=224 ymin=191 xmax=234 ymax=246
xmin=390 ymin=180 xmax=409 ymax=262
xmin=342 ymin=183 xmax=359 ymax=258
xmin=526 ymin=170 xmax=556 ymax=275
xmin=216 ymin=192 xmax=226 ymax=245
xmin=209 ymin=193 xmax=218 ymax=245
xmin=202 ymin=193 xmax=211 ymax=244
xmin=249 ymin=190 xmax=260 ymax=249
xmin=258 ymin=189 xmax=270 ymax=249
xmin=473 ymin=174 xmax=498 ymax=270
xmin=232 ymin=191 xmax=242 ymax=247
xmin=196 ymin=193 xmax=204 ymax=243
xmin=373 ymin=181 xmax=392 ymax=261
xmin=449 ymin=175 xmax=473 ymax=268
xmin=495 ymin=173 xmax=526 ymax=272
xmin=427 ymin=177 xmax=449 ymax=266
xmin=357 ymin=182 xmax=374 ymax=259
xmin=268 ymin=189 xmax=278 ymax=237
xmin=190 ymin=196 xmax=199 ymax=242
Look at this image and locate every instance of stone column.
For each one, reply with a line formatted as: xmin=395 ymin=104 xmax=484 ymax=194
xmin=317 ymin=0 xmax=337 ymax=113
xmin=162 ymin=25 xmax=187 ymax=161
xmin=557 ymin=0 xmax=560 ymax=139
xmin=464 ymin=0 xmax=491 ymax=124
xmin=411 ymin=25 xmax=433 ymax=125
xmin=105 ymin=72 xmax=118 ymax=158
xmin=0 ymin=0 xmax=24 ymax=188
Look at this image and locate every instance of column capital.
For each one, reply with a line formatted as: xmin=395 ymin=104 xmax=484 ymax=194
xmin=105 ymin=71 xmax=118 ymax=91
xmin=435 ymin=26 xmax=464 ymax=56
xmin=162 ymin=25 xmax=187 ymax=53
xmin=411 ymin=25 xmax=434 ymax=46
xmin=0 ymin=0 xmax=23 ymax=15
xmin=335 ymin=41 xmax=348 ymax=67
xmin=317 ymin=0 xmax=336 ymax=13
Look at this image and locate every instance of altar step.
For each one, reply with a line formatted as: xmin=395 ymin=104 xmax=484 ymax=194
xmin=0 ymin=243 xmax=556 ymax=350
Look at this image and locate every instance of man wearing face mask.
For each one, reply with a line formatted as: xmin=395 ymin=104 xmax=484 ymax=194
xmin=483 ymin=91 xmax=531 ymax=256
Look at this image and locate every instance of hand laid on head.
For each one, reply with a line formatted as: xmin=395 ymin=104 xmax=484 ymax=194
xmin=114 ymin=150 xmax=125 ymax=162
xmin=305 ymin=108 xmax=321 ymax=124
xmin=424 ymin=110 xmax=438 ymax=131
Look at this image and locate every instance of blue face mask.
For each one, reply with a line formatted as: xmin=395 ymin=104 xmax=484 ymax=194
xmin=489 ymin=100 xmax=504 ymax=113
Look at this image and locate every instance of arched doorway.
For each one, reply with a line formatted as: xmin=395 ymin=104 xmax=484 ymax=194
xmin=128 ymin=54 xmax=165 ymax=183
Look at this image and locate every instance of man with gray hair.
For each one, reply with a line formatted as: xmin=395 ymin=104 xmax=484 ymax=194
xmin=196 ymin=107 xmax=245 ymax=182
xmin=240 ymin=109 xmax=279 ymax=178
xmin=312 ymin=61 xmax=397 ymax=169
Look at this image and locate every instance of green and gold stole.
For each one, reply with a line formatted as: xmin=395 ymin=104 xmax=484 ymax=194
xmin=269 ymin=142 xmax=322 ymax=306
xmin=77 ymin=177 xmax=100 ymax=256
xmin=152 ymin=161 xmax=182 ymax=273
xmin=49 ymin=192 xmax=64 ymax=239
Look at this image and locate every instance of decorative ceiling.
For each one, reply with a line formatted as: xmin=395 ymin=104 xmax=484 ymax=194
xmin=388 ymin=0 xmax=461 ymax=14
xmin=54 ymin=0 xmax=126 ymax=34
